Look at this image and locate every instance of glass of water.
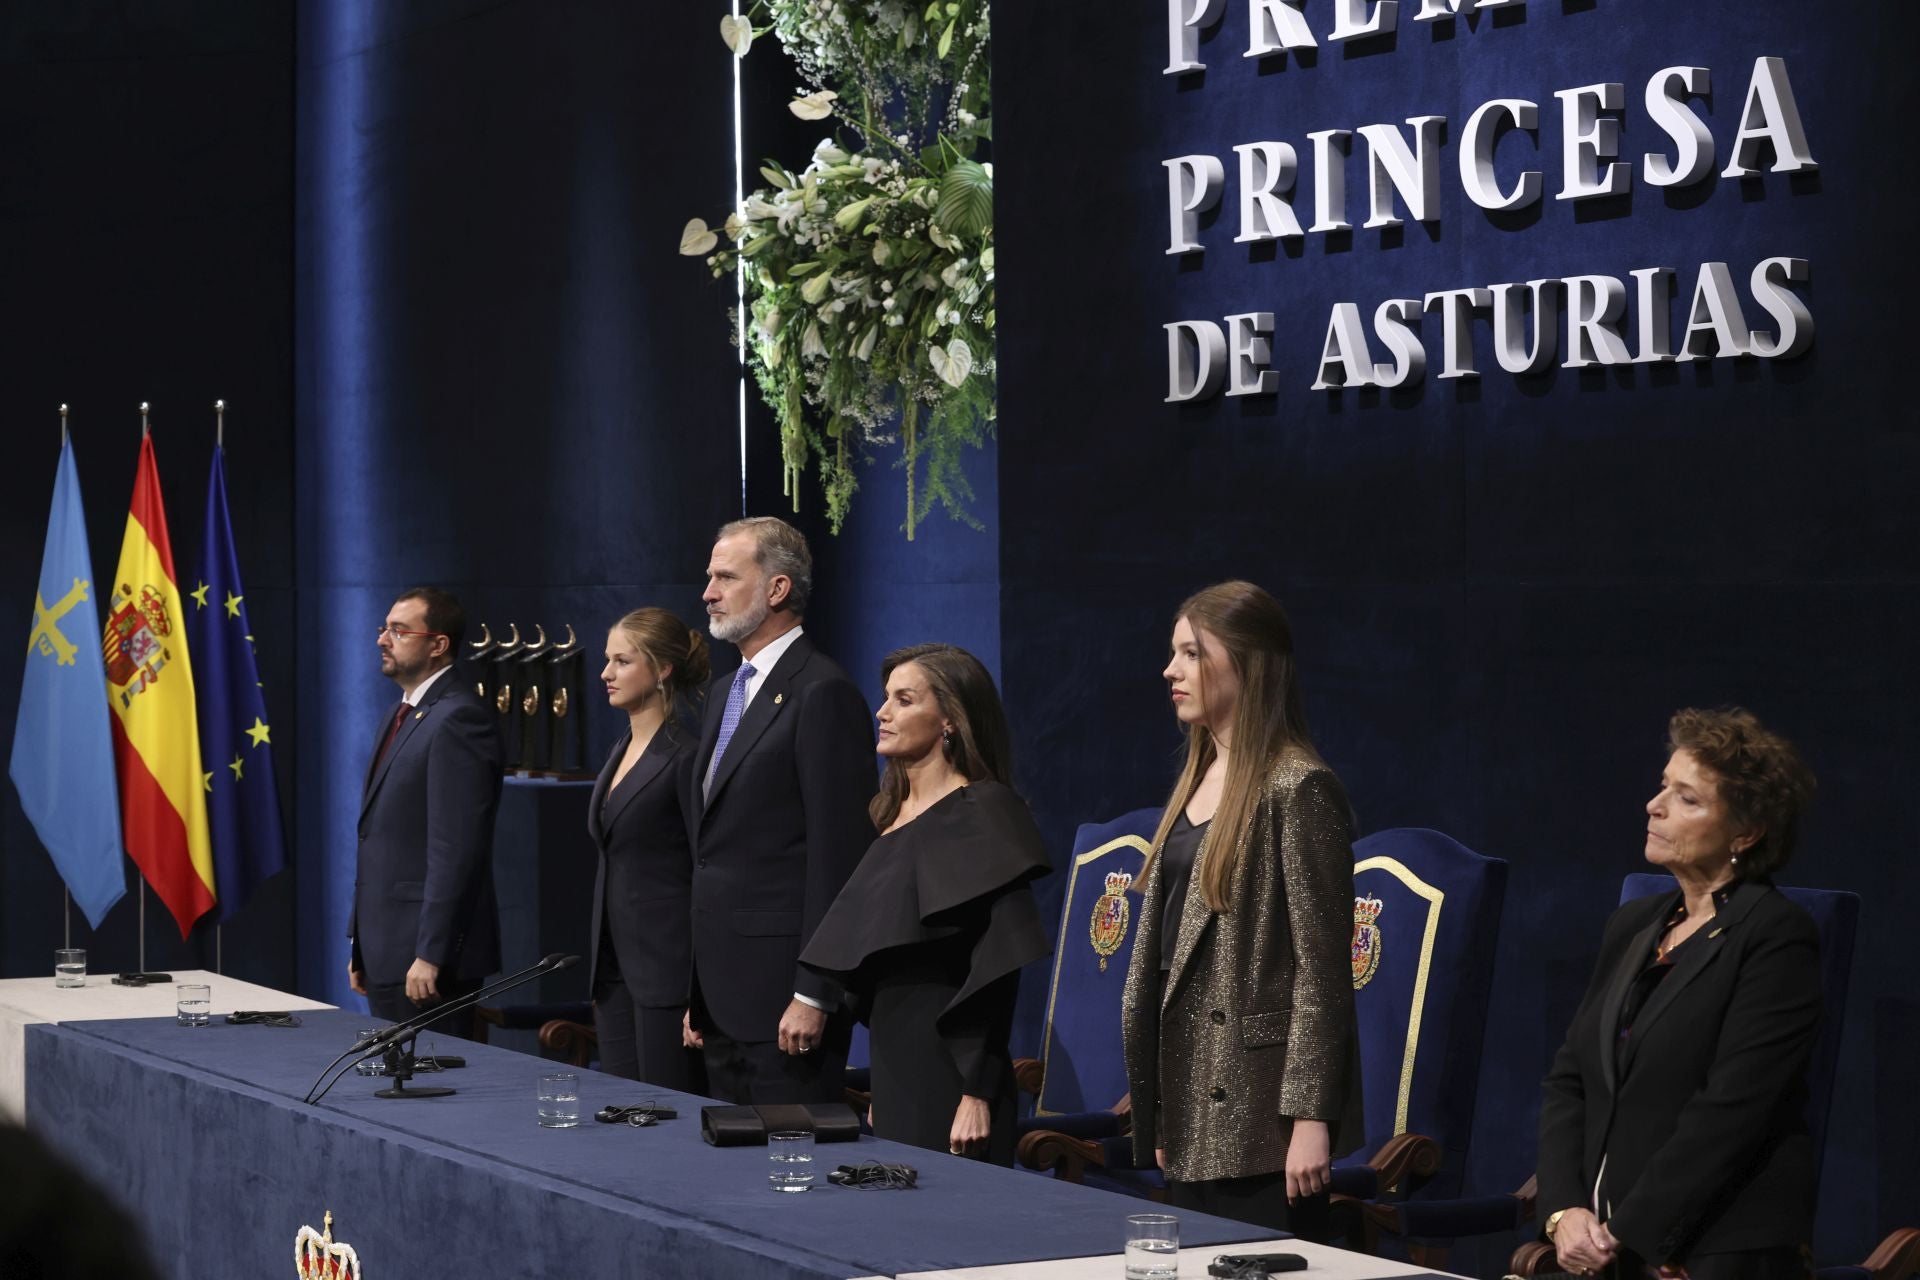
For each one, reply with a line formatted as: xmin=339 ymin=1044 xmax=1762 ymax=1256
xmin=536 ymin=1071 xmax=581 ymax=1128
xmin=175 ymin=983 xmax=211 ymax=1026
xmin=352 ymin=1028 xmax=390 ymax=1076
xmin=54 ymin=948 xmax=86 ymax=988
xmin=1124 ymin=1213 xmax=1179 ymax=1280
xmin=767 ymin=1129 xmax=815 ymax=1192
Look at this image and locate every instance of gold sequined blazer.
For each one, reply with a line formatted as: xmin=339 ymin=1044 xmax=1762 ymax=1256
xmin=1122 ymin=752 xmax=1364 ymax=1183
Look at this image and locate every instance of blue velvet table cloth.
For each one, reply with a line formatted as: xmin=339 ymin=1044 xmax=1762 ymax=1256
xmin=26 ymin=1010 xmax=1267 ymax=1279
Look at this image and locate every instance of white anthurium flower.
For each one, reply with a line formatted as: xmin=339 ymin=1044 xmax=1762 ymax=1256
xmin=801 ymin=272 xmax=834 ymax=305
xmin=790 ymin=89 xmax=839 ymax=121
xmin=679 ymin=218 xmax=719 ymax=256
xmin=855 ymin=326 xmax=880 ymax=361
xmin=802 ymin=322 xmax=827 ymax=359
xmin=886 ymin=314 xmax=904 ymax=327
xmin=872 ymin=240 xmax=892 ymax=266
xmin=719 ymin=15 xmax=754 ymax=56
xmin=979 ymin=246 xmax=995 ymax=273
xmin=758 ymin=305 xmax=782 ymax=338
xmin=723 ymin=212 xmax=745 ymax=240
xmin=940 ymin=262 xmax=964 ymax=288
xmin=928 ymin=224 xmax=954 ymax=250
xmin=927 ymin=337 xmax=973 ymax=387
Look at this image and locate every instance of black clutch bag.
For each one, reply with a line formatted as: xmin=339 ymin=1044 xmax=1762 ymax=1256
xmin=700 ymin=1102 xmax=862 ymax=1146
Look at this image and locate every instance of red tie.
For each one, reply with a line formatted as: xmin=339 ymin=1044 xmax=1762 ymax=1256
xmin=375 ymin=701 xmax=410 ymax=771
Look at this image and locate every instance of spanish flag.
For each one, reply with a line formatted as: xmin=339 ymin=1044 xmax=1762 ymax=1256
xmin=104 ymin=431 xmax=215 ymax=937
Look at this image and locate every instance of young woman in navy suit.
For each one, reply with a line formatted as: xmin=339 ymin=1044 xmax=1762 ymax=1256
xmin=586 ymin=608 xmax=709 ymax=1087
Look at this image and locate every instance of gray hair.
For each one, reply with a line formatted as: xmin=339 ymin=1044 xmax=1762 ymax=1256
xmin=716 ymin=516 xmax=813 ymax=616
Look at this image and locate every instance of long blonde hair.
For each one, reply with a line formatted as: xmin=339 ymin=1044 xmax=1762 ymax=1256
xmin=1141 ymin=581 xmax=1321 ymax=911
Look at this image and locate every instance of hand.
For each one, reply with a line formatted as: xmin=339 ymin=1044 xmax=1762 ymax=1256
xmin=1284 ymin=1117 xmax=1331 ymax=1203
xmin=1552 ymin=1208 xmax=1618 ymax=1276
xmin=948 ymin=1095 xmax=991 ymax=1156
xmin=404 ymin=957 xmax=440 ymax=1005
xmin=681 ymin=1008 xmax=705 ymax=1049
xmin=347 ymin=964 xmax=366 ymax=996
xmin=777 ymin=998 xmax=827 ymax=1056
xmin=1656 ymin=1266 xmax=1692 ymax=1279
xmin=1154 ymin=1148 xmax=1166 ymax=1170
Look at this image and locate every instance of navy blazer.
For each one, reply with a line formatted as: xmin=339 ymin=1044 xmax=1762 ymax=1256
xmin=688 ymin=631 xmax=876 ymax=1041
xmin=1537 ymin=880 xmax=1822 ymax=1264
xmin=586 ymin=724 xmax=696 ymax=1007
xmin=348 ymin=669 xmax=504 ymax=988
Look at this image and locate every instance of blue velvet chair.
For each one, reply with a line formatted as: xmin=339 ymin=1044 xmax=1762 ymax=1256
xmin=1501 ymin=874 xmax=1864 ymax=1278
xmin=1012 ymin=807 xmax=1167 ymax=1199
xmin=1326 ymin=829 xmax=1514 ymax=1264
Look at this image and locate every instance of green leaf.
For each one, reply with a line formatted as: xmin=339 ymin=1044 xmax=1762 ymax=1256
xmin=786 ymin=261 xmax=824 ymax=276
xmin=937 ymin=18 xmax=954 ymax=58
xmin=934 ymin=159 xmax=993 ymax=240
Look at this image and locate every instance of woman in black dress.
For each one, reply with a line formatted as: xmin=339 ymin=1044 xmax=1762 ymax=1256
xmin=586 ymin=607 xmax=709 ymax=1087
xmin=801 ymin=644 xmax=1050 ymax=1165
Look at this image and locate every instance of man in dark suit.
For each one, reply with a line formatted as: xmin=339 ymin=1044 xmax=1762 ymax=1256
xmin=348 ymin=586 xmax=503 ymax=1041
xmin=686 ymin=517 xmax=875 ymax=1104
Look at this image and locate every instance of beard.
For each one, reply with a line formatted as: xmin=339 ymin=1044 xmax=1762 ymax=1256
xmin=709 ymin=596 xmax=769 ymax=645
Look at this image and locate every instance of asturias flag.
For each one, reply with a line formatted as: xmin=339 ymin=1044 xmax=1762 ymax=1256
xmin=187 ymin=444 xmax=287 ymax=920
xmin=9 ymin=436 xmax=127 ymax=929
xmin=104 ymin=430 xmax=216 ymax=937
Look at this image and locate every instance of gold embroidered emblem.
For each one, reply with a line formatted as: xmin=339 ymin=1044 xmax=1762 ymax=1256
xmin=1351 ymin=894 xmax=1384 ymax=988
xmin=1089 ymin=870 xmax=1134 ymax=972
xmin=295 ymin=1210 xmax=361 ymax=1280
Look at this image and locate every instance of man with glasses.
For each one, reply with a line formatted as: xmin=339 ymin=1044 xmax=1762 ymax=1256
xmin=348 ymin=586 xmax=503 ymax=1039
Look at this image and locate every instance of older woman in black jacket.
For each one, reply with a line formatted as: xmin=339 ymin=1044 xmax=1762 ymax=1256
xmin=1539 ymin=708 xmax=1821 ymax=1279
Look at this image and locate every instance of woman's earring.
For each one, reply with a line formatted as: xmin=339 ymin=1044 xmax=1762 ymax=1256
xmin=942 ymin=727 xmax=954 ymax=750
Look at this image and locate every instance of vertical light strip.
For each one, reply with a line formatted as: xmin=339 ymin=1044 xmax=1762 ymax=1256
xmin=732 ymin=0 xmax=748 ymax=513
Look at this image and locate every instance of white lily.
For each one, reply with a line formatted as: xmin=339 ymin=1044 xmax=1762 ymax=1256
xmin=855 ymin=326 xmax=880 ymax=361
xmin=802 ymin=322 xmax=827 ymax=359
xmin=873 ymin=240 xmax=892 ymax=266
xmin=801 ymin=272 xmax=834 ymax=305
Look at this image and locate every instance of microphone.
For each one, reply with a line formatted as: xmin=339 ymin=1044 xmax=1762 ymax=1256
xmin=305 ymin=953 xmax=582 ymax=1105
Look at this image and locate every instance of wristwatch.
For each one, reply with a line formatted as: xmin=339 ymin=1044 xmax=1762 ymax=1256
xmin=1544 ymin=1209 xmax=1568 ymax=1240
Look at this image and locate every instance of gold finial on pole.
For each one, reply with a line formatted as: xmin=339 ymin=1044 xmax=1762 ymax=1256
xmin=215 ymin=399 xmax=226 ymax=448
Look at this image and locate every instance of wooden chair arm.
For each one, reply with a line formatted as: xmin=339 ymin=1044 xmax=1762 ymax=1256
xmin=1505 ymin=1241 xmax=1556 ymax=1277
xmin=1016 ymin=1128 xmax=1108 ymax=1182
xmin=1013 ymin=1057 xmax=1044 ymax=1097
xmin=1860 ymin=1227 xmax=1920 ymax=1280
xmin=1366 ymin=1131 xmax=1442 ymax=1193
xmin=538 ymin=1018 xmax=596 ymax=1068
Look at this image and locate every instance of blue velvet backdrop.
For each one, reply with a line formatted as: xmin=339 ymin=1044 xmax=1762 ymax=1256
xmin=993 ymin=0 xmax=1920 ymax=1271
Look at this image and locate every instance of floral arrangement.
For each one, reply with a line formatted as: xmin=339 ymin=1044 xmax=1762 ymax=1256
xmin=681 ymin=0 xmax=992 ymax=538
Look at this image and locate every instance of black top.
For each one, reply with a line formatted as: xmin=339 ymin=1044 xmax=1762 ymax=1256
xmin=1615 ymin=884 xmax=1735 ymax=1073
xmin=1157 ymin=813 xmax=1208 ymax=971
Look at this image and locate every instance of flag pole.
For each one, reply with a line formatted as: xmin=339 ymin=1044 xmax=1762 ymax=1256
xmin=214 ymin=399 xmax=225 ymax=974
xmin=62 ymin=405 xmax=74 ymax=951
xmin=138 ymin=401 xmax=150 ymax=974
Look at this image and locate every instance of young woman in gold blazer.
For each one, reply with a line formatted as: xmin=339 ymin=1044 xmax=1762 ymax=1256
xmin=1122 ymin=581 xmax=1364 ymax=1239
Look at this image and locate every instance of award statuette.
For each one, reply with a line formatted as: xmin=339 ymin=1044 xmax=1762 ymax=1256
xmin=544 ymin=624 xmax=588 ymax=776
xmin=486 ymin=622 xmax=526 ymax=753
xmin=468 ymin=622 xmax=498 ymax=703
xmin=512 ymin=624 xmax=551 ymax=771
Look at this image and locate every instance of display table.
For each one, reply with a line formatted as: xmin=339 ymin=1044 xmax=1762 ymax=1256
xmin=875 ymin=1242 xmax=1460 ymax=1279
xmin=26 ymin=1010 xmax=1287 ymax=1280
xmin=0 ymin=968 xmax=332 ymax=1121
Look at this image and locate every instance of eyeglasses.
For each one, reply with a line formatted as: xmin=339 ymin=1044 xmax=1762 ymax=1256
xmin=376 ymin=624 xmax=445 ymax=642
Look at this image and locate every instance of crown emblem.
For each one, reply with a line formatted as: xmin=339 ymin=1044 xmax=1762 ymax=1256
xmin=1089 ymin=870 xmax=1136 ymax=972
xmin=296 ymin=1211 xmax=361 ymax=1280
xmin=1351 ymin=894 xmax=1384 ymax=989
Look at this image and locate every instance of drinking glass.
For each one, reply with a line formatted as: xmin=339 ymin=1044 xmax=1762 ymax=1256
xmin=537 ymin=1071 xmax=581 ymax=1128
xmin=54 ymin=948 xmax=86 ymax=988
xmin=1123 ymin=1213 xmax=1179 ymax=1280
xmin=175 ymin=983 xmax=211 ymax=1026
xmin=767 ymin=1129 xmax=815 ymax=1192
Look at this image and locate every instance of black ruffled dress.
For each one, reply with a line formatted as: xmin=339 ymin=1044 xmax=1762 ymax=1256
xmin=800 ymin=781 xmax=1051 ymax=1165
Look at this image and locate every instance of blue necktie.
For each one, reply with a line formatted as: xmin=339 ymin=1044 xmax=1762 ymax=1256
xmin=703 ymin=661 xmax=756 ymax=801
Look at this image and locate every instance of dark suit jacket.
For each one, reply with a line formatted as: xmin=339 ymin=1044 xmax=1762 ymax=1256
xmin=348 ymin=669 xmax=504 ymax=988
xmin=1122 ymin=753 xmax=1364 ymax=1182
xmin=586 ymin=724 xmax=696 ymax=1007
xmin=1537 ymin=880 xmax=1822 ymax=1264
xmin=689 ymin=630 xmax=876 ymax=1042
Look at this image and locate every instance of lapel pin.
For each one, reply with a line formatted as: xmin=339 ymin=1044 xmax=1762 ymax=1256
xmin=1708 ymin=927 xmax=1723 ymax=938
xmin=414 ymin=710 xmax=425 ymax=720
xmin=773 ymin=693 xmax=784 ymax=705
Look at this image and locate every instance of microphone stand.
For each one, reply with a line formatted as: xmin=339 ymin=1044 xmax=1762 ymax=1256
xmin=303 ymin=954 xmax=580 ymax=1106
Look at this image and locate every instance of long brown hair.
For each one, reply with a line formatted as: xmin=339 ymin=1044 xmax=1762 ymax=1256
xmin=869 ymin=643 xmax=1013 ymax=831
xmin=612 ymin=607 xmax=712 ymax=724
xmin=1141 ymin=581 xmax=1321 ymax=911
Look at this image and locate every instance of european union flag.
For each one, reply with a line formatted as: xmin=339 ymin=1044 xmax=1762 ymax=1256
xmin=9 ymin=437 xmax=126 ymax=928
xmin=187 ymin=445 xmax=288 ymax=921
